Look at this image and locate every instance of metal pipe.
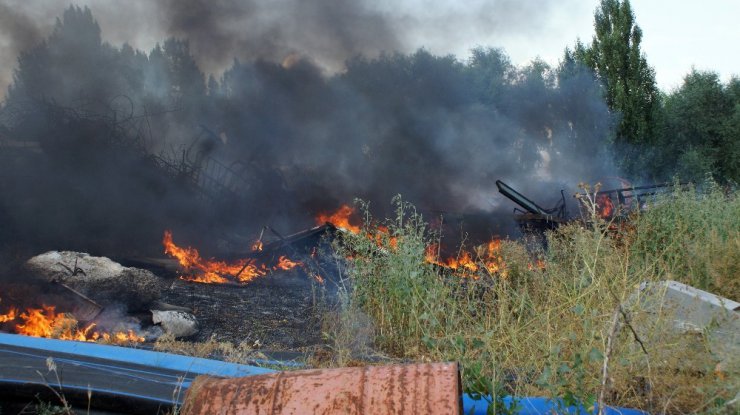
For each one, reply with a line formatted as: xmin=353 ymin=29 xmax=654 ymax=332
xmin=496 ymin=180 xmax=548 ymax=215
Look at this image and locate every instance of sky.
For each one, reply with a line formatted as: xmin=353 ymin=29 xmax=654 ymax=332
xmin=409 ymin=0 xmax=739 ymax=91
xmin=550 ymin=0 xmax=739 ymax=91
xmin=0 ymin=0 xmax=737 ymax=96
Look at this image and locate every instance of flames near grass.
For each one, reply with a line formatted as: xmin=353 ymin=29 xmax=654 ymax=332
xmin=324 ymin=187 xmax=739 ymax=415
xmin=316 ymin=204 xmax=361 ymax=234
xmin=318 ymin=204 xmax=506 ymax=278
xmin=425 ymin=240 xmax=507 ymax=278
xmin=0 ymin=302 xmax=144 ymax=343
xmin=163 ymin=230 xmax=302 ymax=284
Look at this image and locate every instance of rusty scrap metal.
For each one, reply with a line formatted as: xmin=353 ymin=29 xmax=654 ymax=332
xmin=575 ymin=182 xmax=685 ymax=219
xmin=49 ymin=259 xmax=104 ymax=322
xmin=181 ymin=362 xmax=462 ymax=415
xmin=51 ymin=282 xmax=104 ymax=322
xmin=496 ymin=180 xmax=567 ymax=233
xmin=496 ymin=180 xmax=566 ymax=219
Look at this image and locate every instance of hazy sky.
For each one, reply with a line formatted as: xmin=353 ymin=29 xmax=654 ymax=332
xmin=0 ymin=0 xmax=737 ymax=96
xmin=477 ymin=0 xmax=739 ymax=91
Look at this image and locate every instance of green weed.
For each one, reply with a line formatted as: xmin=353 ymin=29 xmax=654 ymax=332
xmin=324 ymin=184 xmax=738 ymax=414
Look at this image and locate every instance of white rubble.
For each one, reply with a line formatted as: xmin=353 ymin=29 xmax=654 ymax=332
xmin=635 ymin=280 xmax=739 ymax=365
xmin=25 ymin=251 xmax=163 ymax=311
xmin=151 ymin=309 xmax=199 ymax=338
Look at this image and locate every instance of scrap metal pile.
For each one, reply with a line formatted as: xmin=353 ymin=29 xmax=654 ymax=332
xmin=496 ymin=179 xmax=682 ymax=232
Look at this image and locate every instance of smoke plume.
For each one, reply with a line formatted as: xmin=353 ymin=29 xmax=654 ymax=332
xmin=0 ymin=2 xmax=617 ymax=256
xmin=0 ymin=0 xmax=562 ymax=95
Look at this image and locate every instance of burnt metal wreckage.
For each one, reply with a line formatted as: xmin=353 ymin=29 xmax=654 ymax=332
xmin=574 ymin=182 xmax=685 ymax=218
xmin=496 ymin=179 xmax=684 ymax=233
xmin=496 ymin=179 xmax=568 ymax=233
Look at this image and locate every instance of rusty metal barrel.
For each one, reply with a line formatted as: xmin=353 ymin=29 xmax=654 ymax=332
xmin=180 ymin=362 xmax=462 ymax=415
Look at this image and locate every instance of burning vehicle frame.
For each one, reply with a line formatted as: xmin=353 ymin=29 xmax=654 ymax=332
xmin=496 ymin=179 xmax=568 ymax=233
xmin=496 ymin=179 xmax=687 ymax=232
xmin=575 ymin=182 xmax=687 ymax=220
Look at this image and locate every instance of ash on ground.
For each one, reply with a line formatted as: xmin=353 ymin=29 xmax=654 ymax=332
xmin=159 ymin=270 xmax=330 ymax=351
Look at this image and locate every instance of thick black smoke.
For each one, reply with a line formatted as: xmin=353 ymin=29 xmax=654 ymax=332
xmin=158 ymin=0 xmax=401 ymax=74
xmin=0 ymin=0 xmax=560 ymax=94
xmin=0 ymin=4 xmax=617 ymax=257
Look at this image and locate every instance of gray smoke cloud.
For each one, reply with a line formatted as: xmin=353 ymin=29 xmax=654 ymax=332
xmin=0 ymin=0 xmax=561 ymax=97
xmin=157 ymin=0 xmax=401 ymax=74
xmin=0 ymin=1 xmax=617 ymax=255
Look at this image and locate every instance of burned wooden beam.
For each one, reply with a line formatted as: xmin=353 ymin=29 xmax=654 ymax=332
xmin=496 ymin=179 xmax=567 ymax=234
xmin=262 ymin=223 xmax=335 ymax=251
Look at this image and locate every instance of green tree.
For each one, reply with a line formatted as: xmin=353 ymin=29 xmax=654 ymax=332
xmin=720 ymin=77 xmax=740 ymax=182
xmin=659 ymin=70 xmax=739 ymax=183
xmin=577 ymin=0 xmax=659 ymax=174
xmin=161 ymin=38 xmax=205 ymax=106
xmin=556 ymin=43 xmax=613 ymax=164
xmin=8 ymin=5 xmax=147 ymax=111
xmin=467 ymin=47 xmax=514 ymax=106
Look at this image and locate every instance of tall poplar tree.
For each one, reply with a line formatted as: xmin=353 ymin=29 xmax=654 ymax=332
xmin=578 ymin=0 xmax=659 ymax=173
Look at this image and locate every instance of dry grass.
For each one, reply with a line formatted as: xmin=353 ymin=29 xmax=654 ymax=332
xmin=153 ymin=333 xmax=276 ymax=366
xmin=322 ymin=188 xmax=739 ymax=414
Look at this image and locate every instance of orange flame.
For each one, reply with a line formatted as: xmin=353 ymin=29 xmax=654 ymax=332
xmin=315 ymin=206 xmax=510 ymax=278
xmin=163 ymin=231 xmax=302 ymax=284
xmin=316 ymin=205 xmax=361 ymax=234
xmin=163 ymin=230 xmax=265 ymax=283
xmin=375 ymin=225 xmax=398 ymax=250
xmin=276 ymin=256 xmax=302 ymax=271
xmin=424 ymin=239 xmax=507 ymax=278
xmin=480 ymin=240 xmax=506 ymax=276
xmin=316 ymin=206 xmax=400 ymax=250
xmin=528 ymin=259 xmax=546 ymax=271
xmin=2 ymin=304 xmax=144 ymax=343
xmin=0 ymin=307 xmax=17 ymax=323
xmin=252 ymin=240 xmax=264 ymax=252
xmin=597 ymin=194 xmax=615 ymax=218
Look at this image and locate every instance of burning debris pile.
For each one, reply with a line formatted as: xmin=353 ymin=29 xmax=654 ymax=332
xmin=0 ymin=2 xmax=640 ymax=358
xmin=575 ymin=182 xmax=685 ymax=221
xmin=0 ymin=251 xmax=201 ymax=343
xmin=163 ymin=230 xmax=302 ymax=284
xmin=0 ymin=4 xmax=625 ymax=262
xmin=313 ymin=204 xmax=510 ymax=280
xmin=159 ymin=202 xmax=513 ymax=289
xmin=0 ymin=303 xmax=144 ymax=343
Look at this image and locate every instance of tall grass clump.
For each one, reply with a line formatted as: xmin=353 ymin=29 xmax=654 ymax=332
xmin=331 ymin=197 xmax=450 ymax=357
xmin=628 ymin=179 xmax=739 ymax=300
xmin=325 ymin=187 xmax=738 ymax=414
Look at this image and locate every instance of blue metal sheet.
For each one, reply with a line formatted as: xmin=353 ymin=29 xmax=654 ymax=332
xmin=462 ymin=394 xmax=648 ymax=415
xmin=0 ymin=333 xmax=275 ymax=378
